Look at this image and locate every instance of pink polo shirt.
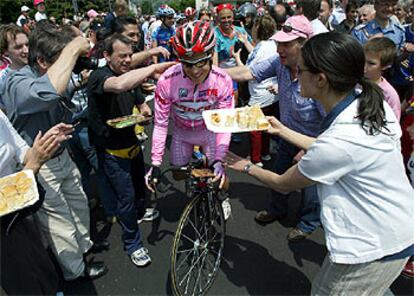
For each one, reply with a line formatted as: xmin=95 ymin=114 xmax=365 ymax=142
xmin=378 ymin=77 xmax=401 ymax=121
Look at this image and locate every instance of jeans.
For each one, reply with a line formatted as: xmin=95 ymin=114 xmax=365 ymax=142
xmin=269 ymin=139 xmax=321 ymax=233
xmin=68 ymin=125 xmax=117 ymax=217
xmin=96 ymin=150 xmax=146 ymax=255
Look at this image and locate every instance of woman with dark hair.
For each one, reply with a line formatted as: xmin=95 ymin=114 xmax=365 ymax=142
xmin=226 ymin=32 xmax=414 ymax=294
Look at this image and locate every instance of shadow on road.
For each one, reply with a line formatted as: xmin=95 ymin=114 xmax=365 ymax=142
xmin=220 ymin=235 xmax=312 ymax=295
xmin=288 ymin=239 xmax=326 ymax=267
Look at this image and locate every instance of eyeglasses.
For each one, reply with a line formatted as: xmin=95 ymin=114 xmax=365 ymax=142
xmin=181 ymin=59 xmax=210 ymax=69
xmin=282 ymin=24 xmax=310 ymax=38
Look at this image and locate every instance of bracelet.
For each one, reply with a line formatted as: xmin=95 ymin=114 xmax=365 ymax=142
xmin=243 ymin=162 xmax=254 ymax=174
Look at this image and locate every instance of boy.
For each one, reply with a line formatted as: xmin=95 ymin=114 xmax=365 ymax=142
xmin=363 ymin=37 xmax=401 ymax=120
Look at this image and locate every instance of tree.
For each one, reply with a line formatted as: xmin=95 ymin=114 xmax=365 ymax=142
xmin=141 ymin=0 xmax=153 ymax=15
xmin=168 ymin=0 xmax=196 ymax=12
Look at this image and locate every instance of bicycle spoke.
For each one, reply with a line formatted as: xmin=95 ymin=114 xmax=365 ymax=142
xmin=176 ymin=247 xmax=194 ymax=254
xmin=179 ymin=248 xmax=208 ymax=288
xmin=175 ymin=247 xmax=196 ymax=273
xmin=180 ymin=232 xmax=196 ymax=245
xmin=193 ymin=247 xmax=209 ymax=296
xmin=187 ymin=216 xmax=203 ymax=240
xmin=183 ymin=249 xmax=197 ymax=295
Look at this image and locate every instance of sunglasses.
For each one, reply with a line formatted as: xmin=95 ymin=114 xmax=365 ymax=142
xmin=282 ymin=24 xmax=310 ymax=38
xmin=181 ymin=58 xmax=210 ymax=69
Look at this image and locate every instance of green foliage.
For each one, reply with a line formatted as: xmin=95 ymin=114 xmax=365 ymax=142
xmin=168 ymin=0 xmax=196 ymax=12
xmin=0 ymin=0 xmax=197 ymax=23
xmin=140 ymin=0 xmax=153 ymax=15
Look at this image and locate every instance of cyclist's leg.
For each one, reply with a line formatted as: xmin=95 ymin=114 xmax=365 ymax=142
xmin=199 ymin=129 xmax=216 ymax=166
xmin=170 ymin=125 xmax=194 ymax=166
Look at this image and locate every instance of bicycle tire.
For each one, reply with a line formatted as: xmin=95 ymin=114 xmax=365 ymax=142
xmin=171 ymin=192 xmax=225 ymax=296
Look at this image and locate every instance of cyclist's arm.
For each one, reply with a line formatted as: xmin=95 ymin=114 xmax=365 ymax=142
xmin=151 ymin=83 xmax=171 ymax=166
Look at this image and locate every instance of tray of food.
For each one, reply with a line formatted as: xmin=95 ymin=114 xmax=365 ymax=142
xmin=203 ymin=104 xmax=270 ymax=133
xmin=106 ymin=114 xmax=152 ymax=129
xmin=0 ymin=170 xmax=39 ymax=217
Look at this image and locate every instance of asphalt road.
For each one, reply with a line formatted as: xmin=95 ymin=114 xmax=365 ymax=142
xmin=64 ymin=123 xmax=413 ymax=295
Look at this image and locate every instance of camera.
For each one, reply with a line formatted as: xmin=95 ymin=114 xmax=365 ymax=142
xmin=234 ymin=40 xmax=244 ymax=53
xmin=73 ymin=56 xmax=99 ymax=74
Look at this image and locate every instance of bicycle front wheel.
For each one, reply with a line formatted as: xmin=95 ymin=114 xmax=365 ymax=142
xmin=171 ymin=193 xmax=225 ymax=296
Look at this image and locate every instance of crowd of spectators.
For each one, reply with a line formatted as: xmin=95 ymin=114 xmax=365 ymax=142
xmin=0 ymin=0 xmax=413 ymax=294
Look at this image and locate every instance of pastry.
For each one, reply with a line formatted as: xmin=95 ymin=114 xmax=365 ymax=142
xmin=225 ymin=115 xmax=234 ymax=127
xmin=211 ymin=112 xmax=221 ymax=126
xmin=257 ymin=118 xmax=270 ymax=129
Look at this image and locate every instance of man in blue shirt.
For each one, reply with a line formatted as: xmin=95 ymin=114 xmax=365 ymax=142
xmin=225 ymin=15 xmax=325 ymax=242
xmin=352 ymin=0 xmax=405 ymax=49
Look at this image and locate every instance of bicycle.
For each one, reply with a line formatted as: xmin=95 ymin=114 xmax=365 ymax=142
xmin=153 ymin=159 xmax=226 ymax=296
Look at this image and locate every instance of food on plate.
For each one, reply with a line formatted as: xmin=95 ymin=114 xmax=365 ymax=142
xmin=204 ymin=104 xmax=268 ymax=132
xmin=0 ymin=171 xmax=37 ymax=216
xmin=106 ymin=114 xmax=151 ymax=129
xmin=257 ymin=117 xmax=270 ymax=129
xmin=225 ymin=115 xmax=234 ymax=127
xmin=211 ymin=112 xmax=221 ymax=126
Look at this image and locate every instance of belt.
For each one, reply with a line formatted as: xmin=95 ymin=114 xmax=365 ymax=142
xmin=105 ymin=144 xmax=140 ymax=159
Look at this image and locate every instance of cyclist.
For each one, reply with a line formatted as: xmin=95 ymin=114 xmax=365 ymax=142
xmin=184 ymin=7 xmax=196 ymax=23
xmin=146 ymin=20 xmax=234 ymax=219
xmin=151 ymin=5 xmax=176 ymax=64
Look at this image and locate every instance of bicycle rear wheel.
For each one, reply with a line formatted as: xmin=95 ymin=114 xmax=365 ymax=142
xmin=171 ymin=193 xmax=225 ymax=296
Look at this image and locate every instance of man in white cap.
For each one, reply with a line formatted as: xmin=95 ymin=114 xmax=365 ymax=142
xmin=16 ymin=6 xmax=30 ymax=27
xmin=225 ymin=15 xmax=325 ymax=242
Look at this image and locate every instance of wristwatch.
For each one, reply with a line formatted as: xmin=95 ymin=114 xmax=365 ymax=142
xmin=243 ymin=162 xmax=254 ymax=174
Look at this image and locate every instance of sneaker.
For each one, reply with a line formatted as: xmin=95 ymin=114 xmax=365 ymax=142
xmin=221 ymin=198 xmax=232 ymax=221
xmin=254 ymin=162 xmax=263 ymax=167
xmin=254 ymin=210 xmax=284 ymax=224
xmin=261 ymin=154 xmax=271 ymax=161
xmin=138 ymin=208 xmax=160 ymax=224
xmin=287 ymin=227 xmax=310 ymax=242
xmin=131 ymin=247 xmax=151 ymax=267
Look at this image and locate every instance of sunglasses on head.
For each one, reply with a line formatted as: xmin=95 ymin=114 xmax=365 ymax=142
xmin=281 ymin=23 xmax=309 ymax=38
xmin=180 ymin=58 xmax=210 ymax=69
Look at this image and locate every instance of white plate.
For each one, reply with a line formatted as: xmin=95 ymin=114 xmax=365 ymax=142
xmin=0 ymin=170 xmax=39 ymax=217
xmin=202 ymin=108 xmax=270 ymax=133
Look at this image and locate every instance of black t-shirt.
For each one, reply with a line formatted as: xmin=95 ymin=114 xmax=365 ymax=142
xmin=87 ymin=65 xmax=144 ymax=150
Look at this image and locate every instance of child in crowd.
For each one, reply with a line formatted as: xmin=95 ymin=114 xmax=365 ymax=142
xmin=363 ymin=37 xmax=401 ymax=120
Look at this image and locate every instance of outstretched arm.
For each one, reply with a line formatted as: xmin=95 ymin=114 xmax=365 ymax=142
xmin=224 ymin=65 xmax=254 ymax=82
xmin=266 ymin=117 xmax=316 ymax=151
xmin=225 ymin=151 xmax=315 ymax=194
xmin=103 ymin=62 xmax=176 ymax=93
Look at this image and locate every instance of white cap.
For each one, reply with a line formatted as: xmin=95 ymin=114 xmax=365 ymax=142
xmin=21 ymin=5 xmax=30 ymax=12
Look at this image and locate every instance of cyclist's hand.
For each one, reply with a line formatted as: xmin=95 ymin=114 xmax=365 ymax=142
xmin=212 ymin=161 xmax=226 ymax=189
xmin=145 ymin=166 xmax=161 ymax=192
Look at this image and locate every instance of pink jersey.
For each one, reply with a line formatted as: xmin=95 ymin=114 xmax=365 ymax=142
xmin=151 ymin=64 xmax=234 ymax=166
